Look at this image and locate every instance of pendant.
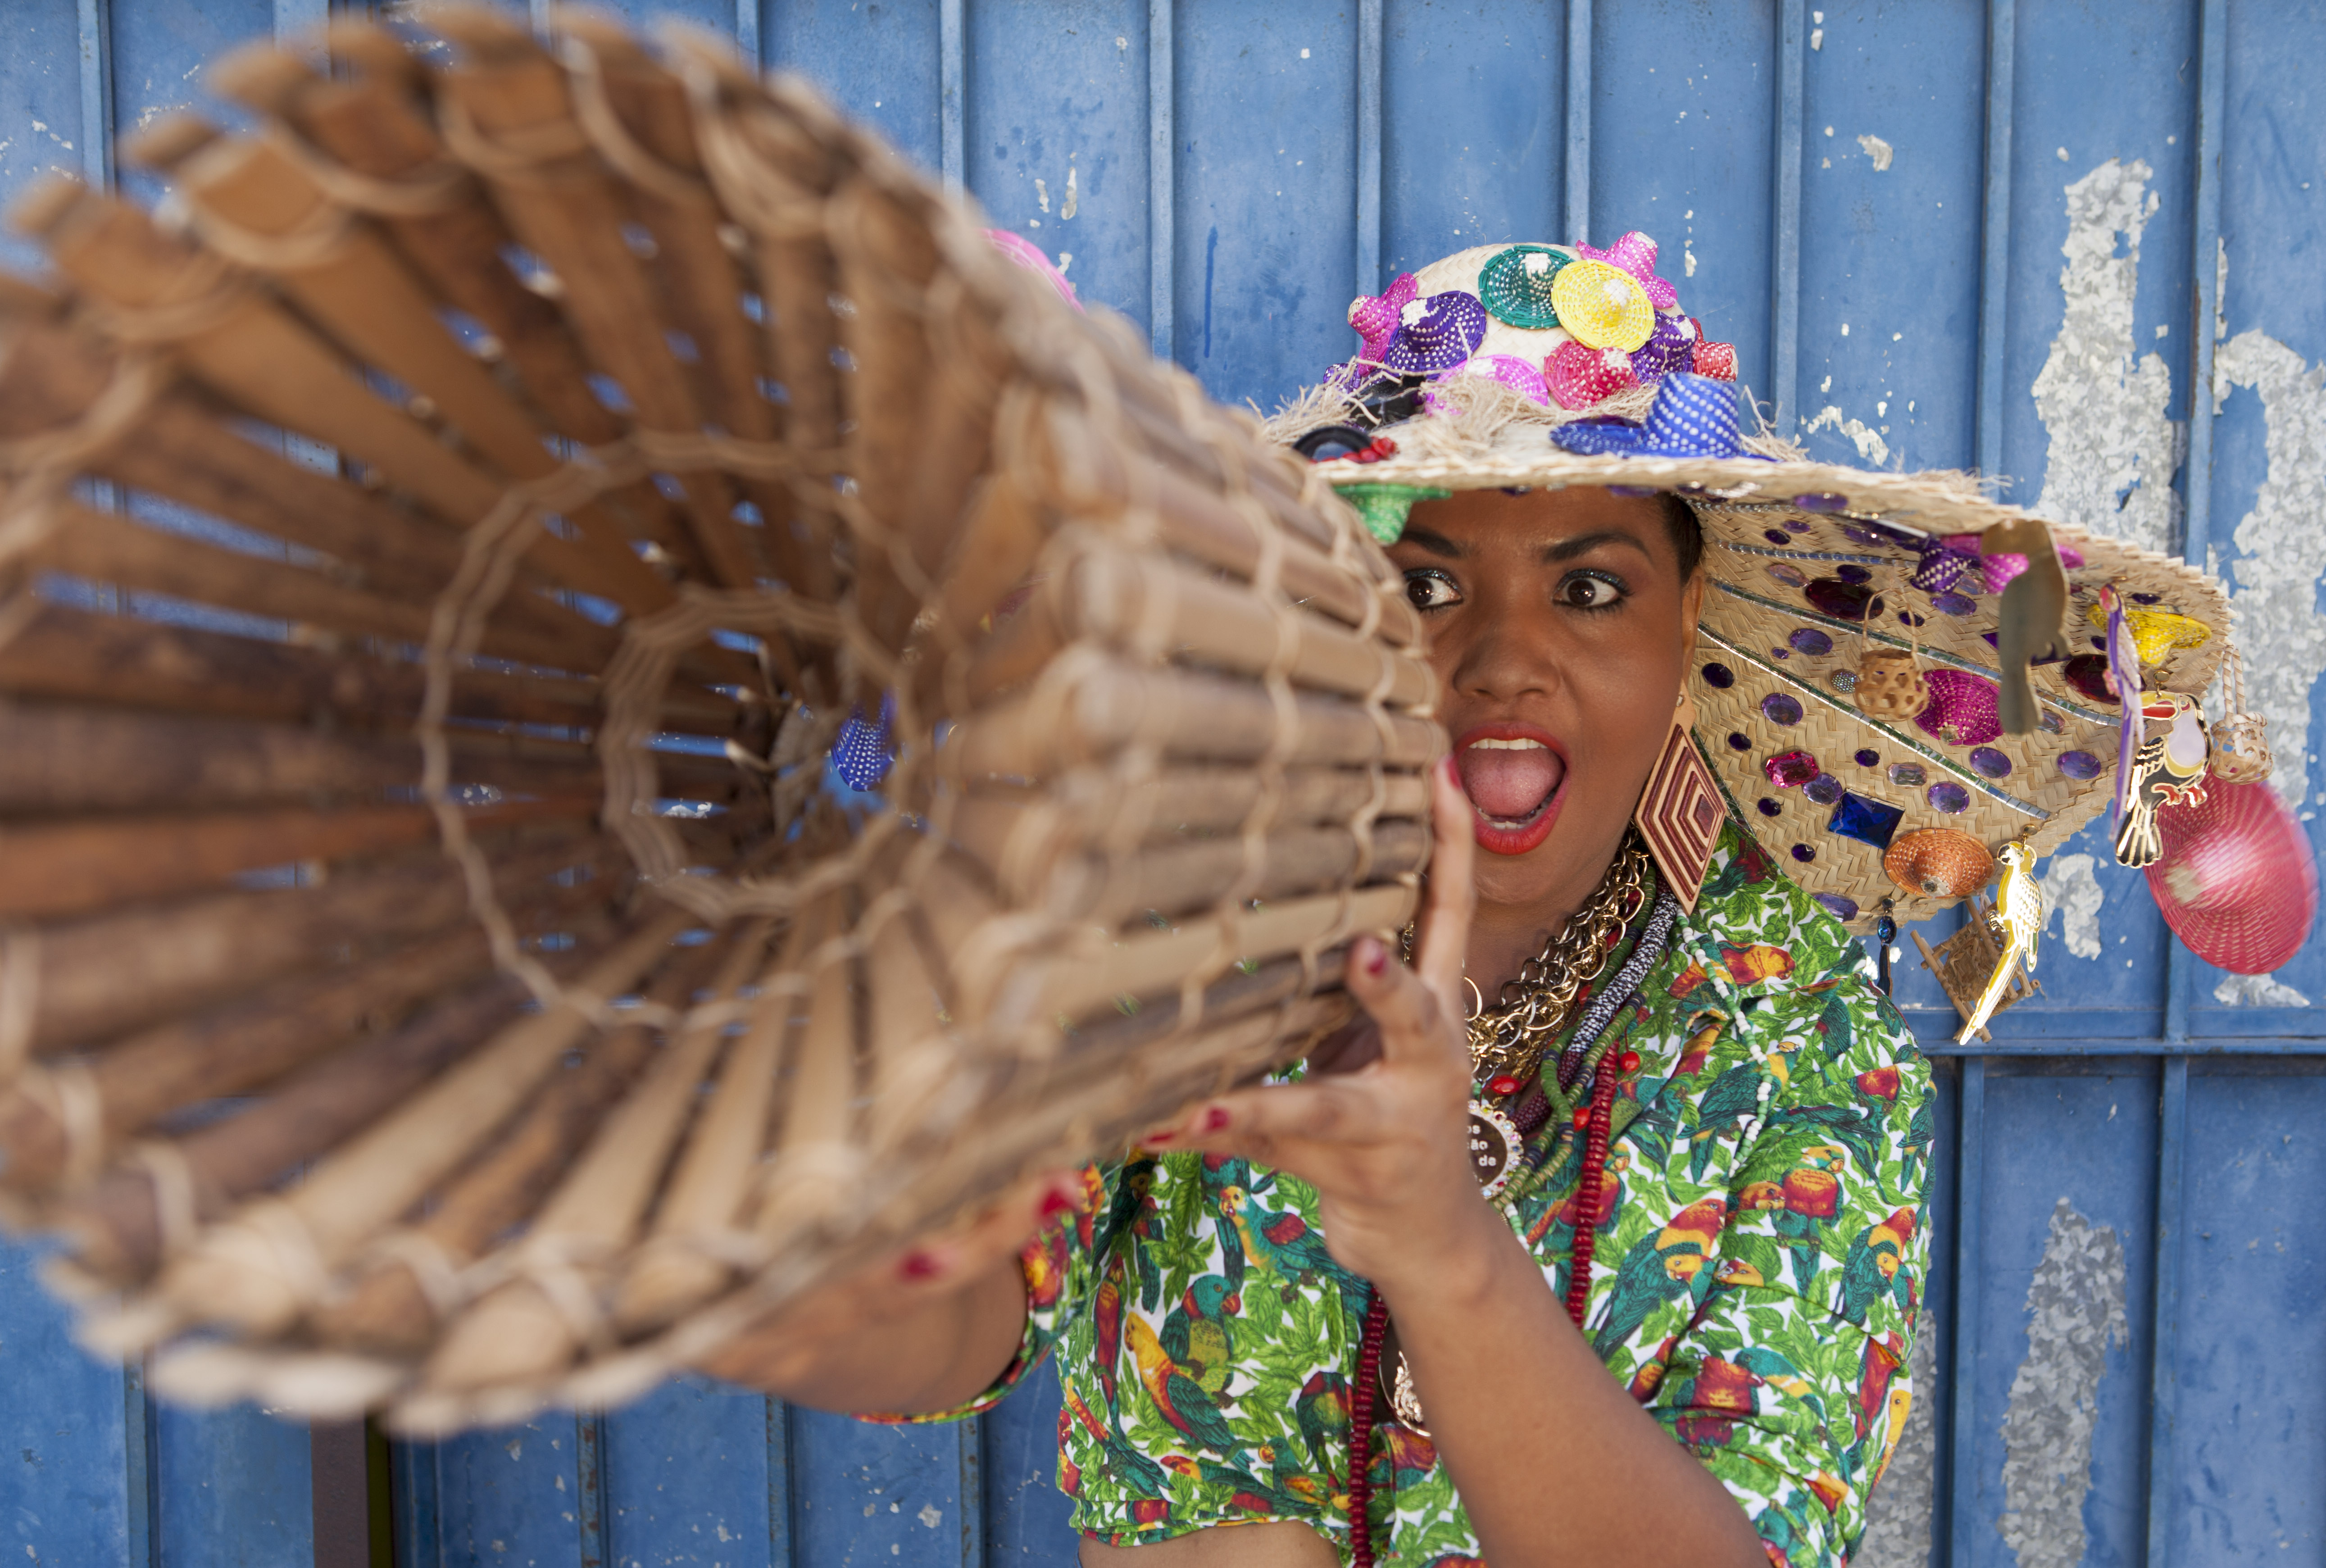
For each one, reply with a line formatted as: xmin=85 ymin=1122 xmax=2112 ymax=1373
xmin=1376 ymin=1316 xmax=1431 ymax=1438
xmin=1467 ymin=1100 xmax=1522 ymax=1200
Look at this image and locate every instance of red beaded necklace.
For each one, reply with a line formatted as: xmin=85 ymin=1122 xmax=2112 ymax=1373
xmin=1345 ymin=852 xmax=1677 ymax=1568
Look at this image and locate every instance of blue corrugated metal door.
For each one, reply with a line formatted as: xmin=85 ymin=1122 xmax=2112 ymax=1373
xmin=0 ymin=2 xmax=2318 ymax=1564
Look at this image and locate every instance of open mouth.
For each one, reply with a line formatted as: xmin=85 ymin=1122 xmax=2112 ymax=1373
xmin=1454 ymin=726 xmax=1570 ymax=855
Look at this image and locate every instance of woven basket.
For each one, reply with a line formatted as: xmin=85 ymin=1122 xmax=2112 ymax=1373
xmin=0 ymin=7 xmax=1432 ymax=1431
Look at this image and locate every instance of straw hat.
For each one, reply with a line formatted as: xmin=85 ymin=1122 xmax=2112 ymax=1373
xmin=1272 ymin=238 xmax=2242 ymax=936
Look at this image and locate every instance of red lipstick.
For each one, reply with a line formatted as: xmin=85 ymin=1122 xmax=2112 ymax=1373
xmin=1452 ymin=722 xmax=1570 ymax=857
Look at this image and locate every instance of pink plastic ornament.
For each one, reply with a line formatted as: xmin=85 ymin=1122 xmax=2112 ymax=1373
xmin=2144 ymin=777 xmax=2319 ymax=974
xmin=984 ymin=230 xmax=1081 ymax=309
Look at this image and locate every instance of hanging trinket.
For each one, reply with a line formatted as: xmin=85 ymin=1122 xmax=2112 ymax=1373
xmin=1854 ymin=647 xmax=1929 ymax=720
xmin=1953 ymin=840 xmax=2043 ymax=1043
xmin=2112 ymin=690 xmax=2210 ymax=868
xmin=2207 ymin=641 xmax=2274 ymax=785
xmin=1465 ymin=1100 xmax=1524 ymax=1200
xmin=1983 ymin=519 xmax=2069 ymax=735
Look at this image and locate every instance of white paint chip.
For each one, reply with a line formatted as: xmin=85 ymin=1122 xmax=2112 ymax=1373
xmin=1061 ymin=165 xmax=1077 ymax=219
xmin=1300 ymin=47 xmax=1310 ymax=58
xmin=2214 ymin=973 xmax=2312 ymax=1007
xmin=919 ymin=1504 xmax=944 ymax=1528
xmin=2058 ymin=146 xmax=2071 ymax=161
xmin=1806 ymin=405 xmax=1890 ymax=464
xmin=1857 ymin=134 xmax=1894 ymax=171
xmin=1035 ymin=178 xmax=1049 ymax=213
xmin=1825 ymin=125 xmax=1835 ymax=137
xmin=1811 ymin=28 xmax=1823 ymax=49
xmin=1820 ymin=374 xmax=1832 ymax=392
xmin=1840 ymin=323 xmax=1851 ymax=336
xmin=1684 ymin=240 xmax=1697 ymax=277
xmin=1999 ymin=1200 xmax=2127 ymax=1568
xmin=2037 ymin=853 xmax=2105 ymax=960
xmin=2215 ymin=314 xmax=2326 ymax=807
xmin=2031 ymin=158 xmax=2179 ymax=556
xmin=1117 ymin=36 xmax=1127 ymax=47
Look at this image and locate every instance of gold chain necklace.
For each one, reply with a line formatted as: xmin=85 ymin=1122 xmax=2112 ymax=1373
xmin=1464 ymin=838 xmax=1652 ymax=1085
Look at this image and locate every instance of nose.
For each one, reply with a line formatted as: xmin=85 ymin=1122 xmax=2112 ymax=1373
xmin=1447 ymin=597 xmax=1561 ymax=704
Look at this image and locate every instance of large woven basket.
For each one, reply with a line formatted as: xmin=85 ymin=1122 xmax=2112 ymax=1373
xmin=0 ymin=7 xmax=1433 ymax=1431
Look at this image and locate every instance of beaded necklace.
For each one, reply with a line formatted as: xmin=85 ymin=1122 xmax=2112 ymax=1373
xmin=1346 ymin=845 xmax=1681 ymax=1568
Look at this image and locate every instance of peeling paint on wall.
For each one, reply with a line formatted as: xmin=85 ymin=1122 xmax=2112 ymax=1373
xmin=1997 ymin=1200 xmax=2128 ymax=1568
xmin=1854 ymin=1306 xmax=1938 ymax=1568
xmin=2031 ymin=159 xmax=2181 ymax=558
xmin=2036 ymin=853 xmax=2104 ymax=961
xmin=1805 ymin=404 xmax=1890 ymax=464
xmin=2213 ymin=972 xmax=2312 ymax=1007
xmin=2212 ymin=323 xmax=2326 ymax=809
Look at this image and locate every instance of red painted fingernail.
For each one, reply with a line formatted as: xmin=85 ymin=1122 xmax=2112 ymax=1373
xmin=1202 ymin=1105 xmax=1231 ymax=1132
xmin=1039 ymin=1187 xmax=1075 ymax=1219
xmin=1363 ymin=940 xmax=1390 ymax=977
xmin=899 ymin=1249 xmax=943 ymax=1281
xmin=1143 ymin=1129 xmax=1177 ymax=1146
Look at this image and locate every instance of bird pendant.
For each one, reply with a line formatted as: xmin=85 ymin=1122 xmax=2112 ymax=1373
xmin=2113 ymin=691 xmax=2210 ymax=869
xmin=1957 ymin=841 xmax=2044 ymax=1044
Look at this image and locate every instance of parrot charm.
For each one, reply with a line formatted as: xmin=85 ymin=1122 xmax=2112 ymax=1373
xmin=1956 ymin=840 xmax=2044 ymax=1044
xmin=2112 ymin=691 xmax=2211 ymax=868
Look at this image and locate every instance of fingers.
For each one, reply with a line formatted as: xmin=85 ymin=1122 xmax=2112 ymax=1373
xmin=887 ymin=1166 xmax=1088 ymax=1299
xmin=1346 ymin=935 xmax=1463 ymax=1070
xmin=1150 ymin=1078 xmax=1388 ymax=1177
xmin=1412 ymin=755 xmax=1477 ymax=1009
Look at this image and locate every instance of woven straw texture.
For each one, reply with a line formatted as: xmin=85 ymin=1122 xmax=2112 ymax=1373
xmin=0 ymin=8 xmax=1433 ymax=1431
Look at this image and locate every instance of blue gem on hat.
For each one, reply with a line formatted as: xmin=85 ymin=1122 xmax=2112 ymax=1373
xmin=1548 ymin=372 xmax=1772 ymax=460
xmin=1826 ymin=791 xmax=1904 ymax=850
xmin=831 ymin=695 xmax=897 ymax=790
xmin=1380 ymin=290 xmax=1488 ymax=375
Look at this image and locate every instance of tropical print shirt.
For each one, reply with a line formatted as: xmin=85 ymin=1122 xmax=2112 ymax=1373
xmin=888 ymin=825 xmax=1933 ymax=1568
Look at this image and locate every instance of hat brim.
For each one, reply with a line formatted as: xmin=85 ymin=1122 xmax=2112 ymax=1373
xmin=1302 ymin=401 xmax=2230 ymax=933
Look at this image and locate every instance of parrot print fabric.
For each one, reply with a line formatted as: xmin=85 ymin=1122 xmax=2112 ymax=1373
xmin=880 ymin=826 xmax=1932 ymax=1568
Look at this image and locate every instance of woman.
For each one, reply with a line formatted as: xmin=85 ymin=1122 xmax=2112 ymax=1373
xmin=705 ymin=243 xmax=1943 ymax=1568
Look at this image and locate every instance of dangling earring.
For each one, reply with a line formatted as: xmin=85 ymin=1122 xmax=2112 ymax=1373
xmin=1633 ymin=686 xmax=1722 ymax=914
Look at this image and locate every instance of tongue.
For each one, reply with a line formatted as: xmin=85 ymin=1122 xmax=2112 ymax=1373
xmin=1457 ymin=745 xmax=1564 ymax=820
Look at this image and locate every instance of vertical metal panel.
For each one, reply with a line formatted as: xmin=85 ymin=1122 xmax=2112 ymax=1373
xmin=761 ymin=0 xmax=943 ymax=176
xmin=1561 ymin=0 xmax=1589 ymax=244
xmin=74 ymin=0 xmax=114 ymax=190
xmin=938 ymin=0 xmax=963 ymax=191
xmin=1791 ymin=1 xmax=1985 ymax=476
xmin=1171 ymin=0 xmax=1357 ymax=408
xmin=963 ymin=1 xmax=1150 ymax=327
xmin=1944 ymin=1054 xmax=1985 ymax=1568
xmin=1972 ymin=0 xmax=2012 ymax=481
xmin=1766 ymin=0 xmax=1802 ymax=436
xmin=2169 ymin=1063 xmax=2326 ymax=1561
xmin=423 ymin=1415 xmax=592 ymax=1563
xmin=2190 ymin=0 xmax=2326 ymax=1031
xmin=1380 ymin=0 xmax=1564 ymax=282
xmin=787 ymin=1409 xmax=973 ymax=1566
xmin=1353 ymin=0 xmax=1380 ymax=300
xmin=981 ymin=1362 xmax=1075 ymax=1567
xmin=1967 ymin=1064 xmax=2159 ymax=1568
xmin=0 ymin=1241 xmax=136 ymax=1563
xmin=1147 ymin=0 xmax=1174 ymax=360
xmin=1587 ymin=2 xmax=1776 ymax=397
xmin=151 ymin=1397 xmax=315 ymax=1567
xmin=600 ymin=1377 xmax=776 ymax=1566
xmin=2143 ymin=1054 xmax=2188 ymax=1568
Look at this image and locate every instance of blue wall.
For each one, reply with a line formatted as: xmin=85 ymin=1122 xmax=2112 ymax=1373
xmin=0 ymin=1 xmax=2319 ymax=1564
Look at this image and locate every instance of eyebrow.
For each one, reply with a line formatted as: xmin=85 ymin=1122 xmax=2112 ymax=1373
xmin=1540 ymin=530 xmax=1655 ymax=565
xmin=1398 ymin=524 xmax=1658 ymax=564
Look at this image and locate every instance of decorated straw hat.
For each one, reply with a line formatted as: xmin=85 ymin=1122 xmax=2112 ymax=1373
xmin=1269 ymin=238 xmax=2295 ymax=957
xmin=0 ymin=10 xmax=1426 ymax=1429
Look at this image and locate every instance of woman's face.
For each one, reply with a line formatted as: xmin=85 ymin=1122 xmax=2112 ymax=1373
xmin=1389 ymin=486 xmax=1705 ymax=914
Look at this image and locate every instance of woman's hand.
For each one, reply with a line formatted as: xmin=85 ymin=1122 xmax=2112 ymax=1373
xmin=1143 ymin=757 xmax=1499 ymax=1295
xmin=695 ymin=1167 xmax=1083 ymax=1412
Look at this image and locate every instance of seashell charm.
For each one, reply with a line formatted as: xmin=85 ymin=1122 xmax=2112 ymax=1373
xmin=1854 ymin=648 xmax=1930 ymax=721
xmin=1883 ymin=828 xmax=1997 ymax=900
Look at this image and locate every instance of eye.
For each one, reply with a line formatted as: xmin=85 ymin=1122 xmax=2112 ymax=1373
xmin=1557 ymin=570 xmax=1626 ymax=610
xmin=1404 ymin=568 xmax=1462 ymax=611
